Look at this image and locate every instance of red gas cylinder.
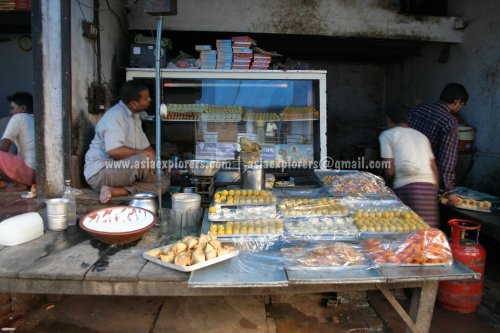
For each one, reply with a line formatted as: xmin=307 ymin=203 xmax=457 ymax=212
xmin=437 ymin=219 xmax=486 ymax=313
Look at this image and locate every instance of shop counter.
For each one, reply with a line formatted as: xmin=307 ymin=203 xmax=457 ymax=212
xmin=0 ymin=219 xmax=479 ymax=333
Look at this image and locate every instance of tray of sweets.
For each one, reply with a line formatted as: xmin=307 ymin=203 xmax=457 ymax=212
xmin=209 ymin=219 xmax=285 ymax=238
xmin=278 ymin=197 xmax=349 ymax=217
xmin=213 ymin=189 xmax=276 ymax=206
xmin=440 ymin=196 xmax=493 ymax=213
xmin=208 ymin=205 xmax=277 ymax=222
xmin=352 ymin=206 xmax=429 ymax=234
xmin=284 ymin=216 xmax=359 ymax=240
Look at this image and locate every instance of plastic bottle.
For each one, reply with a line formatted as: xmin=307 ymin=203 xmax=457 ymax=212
xmin=63 ymin=179 xmax=77 ymax=226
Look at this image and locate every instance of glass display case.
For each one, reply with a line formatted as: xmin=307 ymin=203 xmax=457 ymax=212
xmin=125 ymin=69 xmax=327 ymax=164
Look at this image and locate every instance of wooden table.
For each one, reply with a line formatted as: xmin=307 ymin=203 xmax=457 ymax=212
xmin=0 ymin=226 xmax=479 ymax=333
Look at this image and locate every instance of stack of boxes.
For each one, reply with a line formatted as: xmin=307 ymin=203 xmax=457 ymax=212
xmin=195 ymin=36 xmax=272 ymax=70
xmin=251 ymin=53 xmax=272 ymax=70
xmin=216 ymin=39 xmax=233 ymax=69
xmin=196 ymin=45 xmax=217 ymax=69
xmin=232 ymin=36 xmax=254 ymax=70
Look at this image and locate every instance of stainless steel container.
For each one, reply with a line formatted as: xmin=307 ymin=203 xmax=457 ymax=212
xmin=45 ymin=198 xmax=69 ymax=231
xmin=241 ymin=164 xmax=265 ymax=191
xmin=129 ymin=192 xmax=158 ymax=215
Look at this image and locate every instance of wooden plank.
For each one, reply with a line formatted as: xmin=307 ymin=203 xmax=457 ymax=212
xmin=408 ymin=280 xmax=439 ymax=333
xmin=377 ymin=284 xmax=423 ymax=333
xmin=0 ymin=231 xmax=63 ymax=277
xmin=18 ymin=239 xmax=108 ymax=280
xmin=138 ymin=261 xmax=190 ymax=282
xmin=85 ymin=247 xmax=147 ymax=282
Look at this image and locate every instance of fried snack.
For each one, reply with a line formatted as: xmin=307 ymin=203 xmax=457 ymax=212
xmin=191 ymin=247 xmax=206 ymax=265
xmin=145 ymin=248 xmax=161 ymax=258
xmin=172 ymin=242 xmax=188 ymax=255
xmin=364 ymin=229 xmax=452 ymax=265
xmin=282 ymin=242 xmax=367 ymax=267
xmin=174 ymin=251 xmax=192 ymax=266
xmin=145 ymin=233 xmax=235 ymax=267
xmin=182 ymin=236 xmax=199 ymax=249
xmin=204 ymin=243 xmax=217 ymax=260
xmin=160 ymin=251 xmax=175 ymax=263
xmin=322 ymin=172 xmax=391 ymax=196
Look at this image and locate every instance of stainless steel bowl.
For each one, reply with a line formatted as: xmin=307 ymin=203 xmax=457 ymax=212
xmin=128 ymin=192 xmax=158 ymax=215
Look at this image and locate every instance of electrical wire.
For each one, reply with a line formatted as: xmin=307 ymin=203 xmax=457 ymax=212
xmin=76 ymin=0 xmax=127 ymax=99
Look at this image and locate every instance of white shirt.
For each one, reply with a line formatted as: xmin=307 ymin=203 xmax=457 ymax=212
xmin=84 ymin=101 xmax=150 ymax=179
xmin=379 ymin=126 xmax=436 ymax=189
xmin=2 ymin=113 xmax=35 ymax=169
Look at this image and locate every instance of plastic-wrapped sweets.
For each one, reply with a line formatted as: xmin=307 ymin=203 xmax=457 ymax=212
xmin=284 ymin=216 xmax=359 ymax=239
xmin=322 ymin=171 xmax=393 ymax=197
xmin=361 ymin=228 xmax=453 ymax=266
xmin=280 ymin=241 xmax=370 ymax=269
xmin=231 ymin=239 xmax=373 ymax=273
xmin=277 ymin=197 xmax=349 ymax=217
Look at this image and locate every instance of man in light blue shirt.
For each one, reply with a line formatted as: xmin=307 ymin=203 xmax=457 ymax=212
xmin=85 ymin=81 xmax=169 ymax=203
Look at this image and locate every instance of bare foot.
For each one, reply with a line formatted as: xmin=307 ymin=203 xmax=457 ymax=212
xmin=100 ymin=186 xmax=112 ymax=203
xmin=0 ymin=182 xmax=29 ymax=192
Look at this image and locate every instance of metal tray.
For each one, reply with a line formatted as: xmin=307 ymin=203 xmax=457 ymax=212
xmin=452 ymin=204 xmax=491 ymax=213
xmin=216 ymin=234 xmax=282 ymax=241
xmin=375 ymin=261 xmax=452 ymax=268
xmin=142 ymin=248 xmax=240 ymax=272
xmin=281 ymin=234 xmax=359 ymax=242
xmin=286 ymin=263 xmax=371 ymax=271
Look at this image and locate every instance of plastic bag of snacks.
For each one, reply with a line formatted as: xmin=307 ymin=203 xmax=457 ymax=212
xmin=280 ymin=241 xmax=370 ymax=269
xmin=362 ymin=228 xmax=453 ymax=266
xmin=322 ymin=171 xmax=393 ymax=197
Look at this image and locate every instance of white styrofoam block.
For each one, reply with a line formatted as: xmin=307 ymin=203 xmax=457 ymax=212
xmin=0 ymin=212 xmax=44 ymax=246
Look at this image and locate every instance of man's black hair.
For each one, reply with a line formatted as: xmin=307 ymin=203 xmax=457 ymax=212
xmin=385 ymin=103 xmax=409 ymax=125
xmin=120 ymin=80 xmax=149 ymax=105
xmin=440 ymin=83 xmax=469 ymax=104
xmin=7 ymin=92 xmax=33 ymax=113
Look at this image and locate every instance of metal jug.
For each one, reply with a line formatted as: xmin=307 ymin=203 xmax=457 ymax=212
xmin=241 ymin=164 xmax=265 ymax=191
xmin=128 ymin=192 xmax=158 ymax=215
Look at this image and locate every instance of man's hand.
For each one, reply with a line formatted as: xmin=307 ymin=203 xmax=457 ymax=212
xmin=446 ymin=193 xmax=461 ymax=206
xmin=107 ymin=146 xmax=155 ymax=161
xmin=144 ymin=148 xmax=155 ymax=160
xmin=145 ymin=146 xmax=156 ymax=159
xmin=0 ymin=138 xmax=12 ymax=152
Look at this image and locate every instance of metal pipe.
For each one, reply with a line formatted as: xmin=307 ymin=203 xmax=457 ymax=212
xmin=155 ymin=16 xmax=164 ymax=214
xmin=94 ymin=0 xmax=101 ymax=86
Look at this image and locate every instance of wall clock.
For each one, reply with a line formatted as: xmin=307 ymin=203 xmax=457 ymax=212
xmin=18 ymin=35 xmax=32 ymax=51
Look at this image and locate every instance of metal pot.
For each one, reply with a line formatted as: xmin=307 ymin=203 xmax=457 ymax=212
xmin=128 ymin=192 xmax=158 ymax=215
xmin=241 ymin=164 xmax=265 ymax=191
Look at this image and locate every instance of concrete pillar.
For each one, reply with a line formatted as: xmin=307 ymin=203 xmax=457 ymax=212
xmin=32 ymin=0 xmax=71 ymax=197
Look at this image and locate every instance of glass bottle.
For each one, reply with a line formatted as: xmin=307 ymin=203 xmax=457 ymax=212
xmin=63 ymin=179 xmax=77 ymax=226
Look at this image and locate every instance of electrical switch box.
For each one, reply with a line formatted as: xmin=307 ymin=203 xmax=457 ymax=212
xmin=130 ymin=44 xmax=167 ymax=68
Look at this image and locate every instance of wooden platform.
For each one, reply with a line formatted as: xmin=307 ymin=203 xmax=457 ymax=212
xmin=0 ymin=222 xmax=480 ymax=333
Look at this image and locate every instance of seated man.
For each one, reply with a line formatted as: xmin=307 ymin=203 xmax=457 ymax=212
xmin=84 ymin=80 xmax=169 ymax=203
xmin=0 ymin=92 xmax=35 ymax=191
